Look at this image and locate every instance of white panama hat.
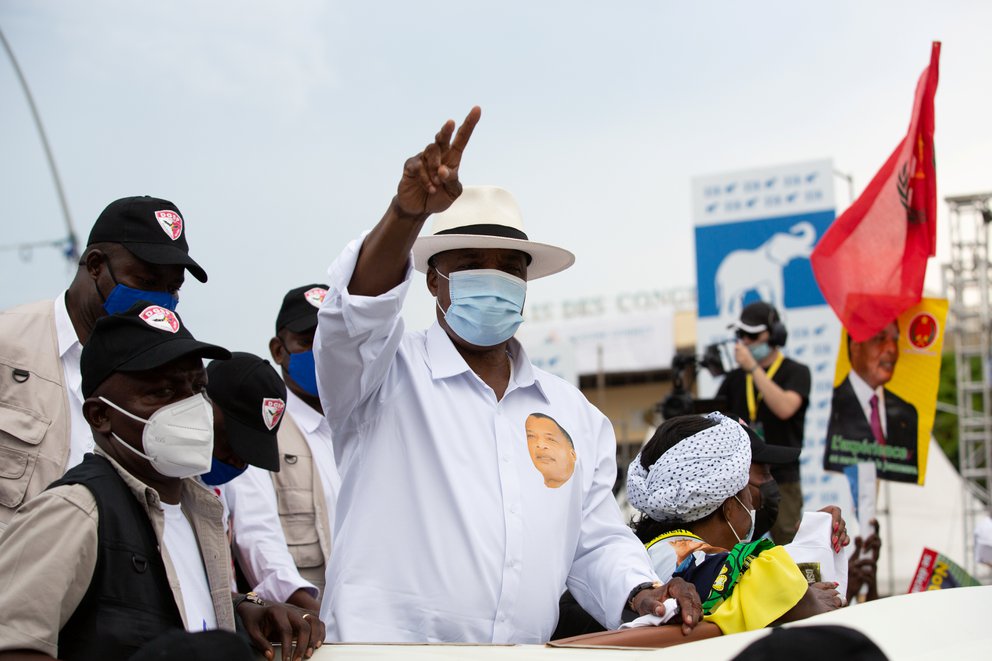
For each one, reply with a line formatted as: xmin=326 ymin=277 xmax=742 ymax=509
xmin=412 ymin=185 xmax=575 ymax=280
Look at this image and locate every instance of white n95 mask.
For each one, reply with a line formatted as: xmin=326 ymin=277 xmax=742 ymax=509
xmin=100 ymin=393 xmax=215 ymax=478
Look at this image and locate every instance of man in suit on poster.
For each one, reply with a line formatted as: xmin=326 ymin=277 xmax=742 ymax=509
xmin=826 ymin=320 xmax=918 ymax=482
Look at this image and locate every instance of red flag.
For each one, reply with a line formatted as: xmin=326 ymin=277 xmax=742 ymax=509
xmin=811 ymin=42 xmax=940 ymax=342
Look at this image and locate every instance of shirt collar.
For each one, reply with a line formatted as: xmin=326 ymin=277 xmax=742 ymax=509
xmin=94 ymin=444 xmax=222 ymax=521
xmin=53 ymin=290 xmax=82 ymax=359
xmin=848 ymin=369 xmax=883 ymax=407
xmin=286 ymin=389 xmax=324 ymax=435
xmin=425 ymin=322 xmax=548 ymax=401
xmin=94 ymin=445 xmax=162 ymax=510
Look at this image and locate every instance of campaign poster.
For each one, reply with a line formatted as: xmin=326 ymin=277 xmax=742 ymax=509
xmin=693 ymin=159 xmax=853 ymax=513
xmin=907 ymin=547 xmax=980 ymax=592
xmin=823 ymin=298 xmax=947 ymax=484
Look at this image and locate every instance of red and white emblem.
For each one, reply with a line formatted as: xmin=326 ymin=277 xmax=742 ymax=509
xmin=304 ymin=287 xmax=327 ymax=308
xmin=154 ymin=210 xmax=183 ymax=241
xmin=262 ymin=398 xmax=286 ymax=431
xmin=139 ymin=305 xmax=180 ymax=333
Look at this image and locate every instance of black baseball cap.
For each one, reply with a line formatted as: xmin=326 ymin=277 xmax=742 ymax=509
xmin=728 ymin=301 xmax=779 ymax=334
xmin=275 ymin=284 xmax=328 ymax=334
xmin=730 ymin=625 xmax=888 ymax=661
xmin=206 ymin=352 xmax=285 ymax=472
xmin=87 ymin=196 xmax=208 ymax=283
xmin=81 ymin=302 xmax=230 ymax=398
xmin=738 ymin=419 xmax=801 ymax=465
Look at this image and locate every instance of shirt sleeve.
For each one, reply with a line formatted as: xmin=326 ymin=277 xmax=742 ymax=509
xmin=565 ymin=413 xmax=659 ymax=630
xmin=703 ymin=545 xmax=808 ymax=634
xmin=0 ymin=485 xmax=98 ymax=656
xmin=223 ymin=467 xmax=318 ymax=603
xmin=313 ymin=233 xmax=413 ymax=465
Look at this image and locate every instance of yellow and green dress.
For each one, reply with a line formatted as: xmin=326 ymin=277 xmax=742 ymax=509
xmin=644 ymin=529 xmax=808 ymax=634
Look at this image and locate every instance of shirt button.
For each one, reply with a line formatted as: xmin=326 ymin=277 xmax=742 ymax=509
xmin=501 ymin=455 xmax=510 ymax=463
xmin=509 ymin=504 xmax=518 ymax=514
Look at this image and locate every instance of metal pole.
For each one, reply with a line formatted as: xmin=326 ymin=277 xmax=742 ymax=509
xmin=833 ymin=169 xmax=855 ymax=205
xmin=0 ymin=24 xmax=79 ymax=260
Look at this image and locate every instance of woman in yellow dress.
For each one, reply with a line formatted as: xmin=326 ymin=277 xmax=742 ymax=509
xmin=626 ymin=413 xmax=842 ymax=634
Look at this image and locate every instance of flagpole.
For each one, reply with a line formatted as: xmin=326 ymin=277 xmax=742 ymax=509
xmin=0 ymin=24 xmax=79 ymax=261
xmin=833 ymin=169 xmax=855 ymax=205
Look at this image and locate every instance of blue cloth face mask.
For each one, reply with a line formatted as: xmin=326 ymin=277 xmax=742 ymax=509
xmin=436 ymin=269 xmax=526 ymax=347
xmin=98 ymin=259 xmax=179 ymax=315
xmin=287 ymin=350 xmax=319 ymax=397
xmin=103 ymin=283 xmax=179 ymax=315
xmin=200 ymin=458 xmax=248 ymax=486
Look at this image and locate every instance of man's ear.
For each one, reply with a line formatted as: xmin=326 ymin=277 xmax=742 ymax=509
xmin=82 ymin=397 xmax=112 ymax=433
xmin=269 ymin=336 xmax=286 ymax=365
xmin=426 ymin=266 xmax=439 ymax=297
xmin=83 ymin=248 xmax=106 ymax=281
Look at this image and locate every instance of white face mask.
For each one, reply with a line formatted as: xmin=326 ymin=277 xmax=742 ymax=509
xmin=100 ymin=393 xmax=215 ymax=479
xmin=726 ymin=494 xmax=756 ymax=545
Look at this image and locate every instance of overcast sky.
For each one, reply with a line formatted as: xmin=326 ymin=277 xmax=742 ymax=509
xmin=2 ymin=1 xmax=989 ymax=360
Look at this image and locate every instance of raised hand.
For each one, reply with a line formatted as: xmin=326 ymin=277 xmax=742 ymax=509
xmin=395 ymin=106 xmax=481 ymax=218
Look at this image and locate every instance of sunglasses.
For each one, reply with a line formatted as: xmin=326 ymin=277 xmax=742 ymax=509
xmin=735 ymin=329 xmax=763 ymax=341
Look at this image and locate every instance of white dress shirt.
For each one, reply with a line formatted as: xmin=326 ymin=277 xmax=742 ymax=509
xmin=222 ymin=392 xmax=340 ymax=602
xmin=314 ymin=235 xmax=658 ymax=643
xmin=847 ymin=370 xmax=889 ymax=437
xmin=53 ymin=292 xmax=94 ymax=470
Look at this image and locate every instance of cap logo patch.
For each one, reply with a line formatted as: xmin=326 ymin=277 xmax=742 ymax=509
xmin=304 ymin=287 xmax=327 ymax=308
xmin=139 ymin=305 xmax=180 ymax=333
xmin=262 ymin=398 xmax=286 ymax=431
xmin=154 ymin=210 xmax=183 ymax=241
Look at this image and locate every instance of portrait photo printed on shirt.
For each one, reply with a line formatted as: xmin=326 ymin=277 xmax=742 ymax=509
xmin=524 ymin=413 xmax=577 ymax=488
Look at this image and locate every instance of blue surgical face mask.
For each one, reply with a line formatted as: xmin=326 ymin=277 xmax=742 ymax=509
xmin=748 ymin=341 xmax=771 ymax=363
xmin=200 ymin=458 xmax=248 ymax=486
xmin=98 ymin=259 xmax=179 ymax=315
xmin=436 ymin=268 xmax=526 ymax=347
xmin=287 ymin=349 xmax=319 ymax=397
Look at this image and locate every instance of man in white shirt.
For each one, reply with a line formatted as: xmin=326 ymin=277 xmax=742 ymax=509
xmin=0 ymin=196 xmax=208 ymax=532
xmin=314 ymin=107 xmax=701 ymax=643
xmin=201 ymin=351 xmax=322 ymax=615
xmin=223 ymin=285 xmax=341 ymax=612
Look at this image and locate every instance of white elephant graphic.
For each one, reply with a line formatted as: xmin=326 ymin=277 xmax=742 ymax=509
xmin=714 ymin=221 xmax=817 ymax=320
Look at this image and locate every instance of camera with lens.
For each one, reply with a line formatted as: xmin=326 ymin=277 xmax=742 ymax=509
xmin=656 ymin=340 xmax=733 ymax=420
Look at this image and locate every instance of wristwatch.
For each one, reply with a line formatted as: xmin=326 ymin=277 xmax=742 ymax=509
xmin=626 ymin=581 xmax=662 ymax=611
xmin=234 ymin=591 xmax=266 ymax=611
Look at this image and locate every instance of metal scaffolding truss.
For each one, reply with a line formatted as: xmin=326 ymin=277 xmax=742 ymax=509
xmin=941 ymin=192 xmax=992 ymax=574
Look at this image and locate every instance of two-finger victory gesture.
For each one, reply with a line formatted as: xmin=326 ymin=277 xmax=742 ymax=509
xmin=394 ymin=105 xmax=482 ymax=219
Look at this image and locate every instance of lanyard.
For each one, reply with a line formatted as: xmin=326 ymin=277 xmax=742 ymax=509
xmin=746 ymin=352 xmax=784 ymax=423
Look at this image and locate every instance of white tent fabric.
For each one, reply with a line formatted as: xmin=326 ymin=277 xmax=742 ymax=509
xmin=875 ymin=438 xmax=990 ymax=593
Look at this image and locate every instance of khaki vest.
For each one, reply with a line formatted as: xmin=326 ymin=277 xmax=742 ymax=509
xmin=0 ymin=300 xmax=71 ymax=532
xmin=271 ymin=414 xmax=332 ymax=595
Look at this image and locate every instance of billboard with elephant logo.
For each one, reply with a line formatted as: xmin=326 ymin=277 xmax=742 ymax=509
xmin=692 ymin=159 xmax=856 ymax=518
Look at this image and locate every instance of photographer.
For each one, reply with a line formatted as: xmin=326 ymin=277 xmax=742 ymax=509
xmin=716 ymin=302 xmax=810 ymax=544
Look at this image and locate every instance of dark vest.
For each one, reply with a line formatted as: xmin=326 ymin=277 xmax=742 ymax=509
xmin=49 ymin=454 xmax=183 ymax=661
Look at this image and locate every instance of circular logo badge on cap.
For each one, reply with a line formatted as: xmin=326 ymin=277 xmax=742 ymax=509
xmin=908 ymin=312 xmax=939 ymax=349
xmin=139 ymin=305 xmax=180 ymax=333
xmin=262 ymin=398 xmax=286 ymax=431
xmin=154 ymin=210 xmax=183 ymax=241
xmin=304 ymin=287 xmax=327 ymax=308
